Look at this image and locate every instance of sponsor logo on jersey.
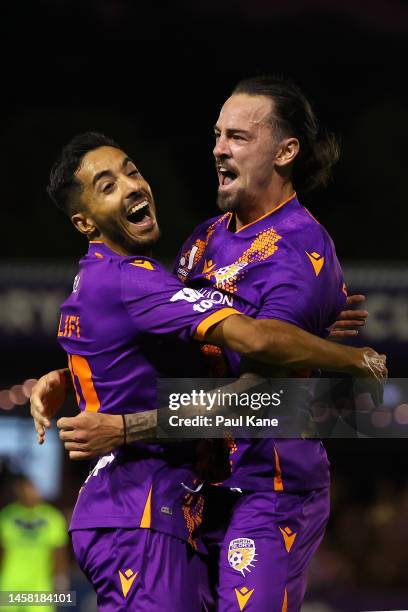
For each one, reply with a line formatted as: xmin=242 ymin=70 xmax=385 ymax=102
xmin=118 ymin=568 xmax=138 ymax=598
xmin=161 ymin=506 xmax=173 ymax=516
xmin=73 ymin=274 xmax=81 ymax=293
xmin=170 ymin=287 xmax=215 ymax=313
xmin=228 ymin=538 xmax=258 ymax=576
xmin=197 ymin=288 xmax=234 ymax=307
xmin=278 ymin=526 xmax=297 ymax=553
xmin=170 ymin=287 xmax=202 ymax=303
xmin=305 ymin=251 xmax=325 ymax=276
xmin=84 ymin=453 xmax=115 ymax=483
xmin=212 ymin=262 xmax=248 ymax=287
xmin=177 ymin=242 xmax=205 ymax=279
xmin=234 ymin=586 xmax=255 ymax=611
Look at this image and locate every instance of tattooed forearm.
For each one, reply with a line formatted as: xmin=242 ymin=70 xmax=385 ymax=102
xmin=124 ymin=410 xmax=157 ymax=442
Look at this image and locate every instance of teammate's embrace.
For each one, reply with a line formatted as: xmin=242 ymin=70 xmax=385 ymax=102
xmin=32 ymin=127 xmax=385 ymax=611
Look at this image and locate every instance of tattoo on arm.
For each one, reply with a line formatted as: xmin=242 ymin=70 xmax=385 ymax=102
xmin=124 ymin=410 xmax=157 ymax=442
xmin=123 ymin=376 xmax=265 ymax=443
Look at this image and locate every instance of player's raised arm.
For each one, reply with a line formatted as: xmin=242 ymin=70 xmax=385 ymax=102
xmin=204 ymin=314 xmax=387 ymax=382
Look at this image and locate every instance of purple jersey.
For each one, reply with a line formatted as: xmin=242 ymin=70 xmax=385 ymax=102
xmin=175 ymin=194 xmax=347 ymax=492
xmin=58 ymin=241 xmax=240 ymax=546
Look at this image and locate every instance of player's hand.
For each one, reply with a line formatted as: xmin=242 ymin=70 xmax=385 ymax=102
xmin=352 ymin=347 xmax=387 ymax=406
xmin=30 ymin=370 xmax=68 ymax=445
xmin=356 ymin=348 xmax=387 ymax=381
xmin=57 ymin=412 xmax=124 ymax=460
xmin=329 ymin=294 xmax=368 ymax=339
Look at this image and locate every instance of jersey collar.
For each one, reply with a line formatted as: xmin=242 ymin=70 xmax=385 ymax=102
xmin=227 ymin=192 xmax=298 ymax=234
xmin=86 ymin=242 xmax=158 ymax=267
xmin=87 ymin=241 xmax=123 ymax=259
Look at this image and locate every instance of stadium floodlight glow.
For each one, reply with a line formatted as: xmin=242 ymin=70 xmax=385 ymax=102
xmin=0 ymin=378 xmax=38 ymax=410
xmin=0 ymin=390 xmax=14 ymax=410
xmin=370 ymin=409 xmax=392 ymax=429
xmin=394 ymin=403 xmax=408 ymax=426
xmin=23 ymin=378 xmax=38 ymax=398
xmin=10 ymin=384 xmax=27 ymax=405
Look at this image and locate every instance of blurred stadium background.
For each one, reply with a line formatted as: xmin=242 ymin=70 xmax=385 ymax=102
xmin=1 ymin=1 xmax=408 ymax=610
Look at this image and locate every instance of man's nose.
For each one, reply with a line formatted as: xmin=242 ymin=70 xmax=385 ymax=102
xmin=121 ymin=174 xmax=144 ymax=197
xmin=123 ymin=187 xmax=144 ymax=206
xmin=213 ymin=135 xmax=230 ymax=159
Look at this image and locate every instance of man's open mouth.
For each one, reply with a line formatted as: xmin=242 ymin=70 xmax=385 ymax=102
xmin=218 ymin=166 xmax=238 ymax=187
xmin=126 ymin=199 xmax=151 ymax=224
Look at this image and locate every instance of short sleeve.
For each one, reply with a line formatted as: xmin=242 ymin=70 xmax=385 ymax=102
xmin=121 ymin=259 xmax=241 ymax=342
xmin=256 ymin=247 xmax=346 ymax=335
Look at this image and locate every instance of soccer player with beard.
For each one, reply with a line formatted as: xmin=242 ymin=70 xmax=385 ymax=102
xmin=32 ymin=111 xmax=385 ymax=610
xmin=171 ymin=76 xmax=352 ymax=610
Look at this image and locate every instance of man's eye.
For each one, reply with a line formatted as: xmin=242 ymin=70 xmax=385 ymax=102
xmin=128 ymin=169 xmax=140 ymax=176
xmin=102 ymin=183 xmax=114 ymax=193
xmin=214 ymin=133 xmax=220 ymax=140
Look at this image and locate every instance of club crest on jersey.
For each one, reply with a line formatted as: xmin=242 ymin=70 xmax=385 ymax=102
xmin=212 ymin=262 xmax=248 ymax=287
xmin=228 ymin=538 xmax=258 ymax=576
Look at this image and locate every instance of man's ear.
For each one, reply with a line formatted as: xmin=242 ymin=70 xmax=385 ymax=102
xmin=274 ymin=137 xmax=300 ymax=168
xmin=71 ymin=212 xmax=98 ymax=238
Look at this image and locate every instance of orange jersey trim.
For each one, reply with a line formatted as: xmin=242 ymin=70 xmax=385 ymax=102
xmin=70 ymin=354 xmax=100 ymax=412
xmin=282 ymin=588 xmax=288 ymax=612
xmin=273 ymin=446 xmax=284 ymax=491
xmin=303 ymin=206 xmax=321 ymax=225
xmin=231 ymin=192 xmax=296 ymax=234
xmin=89 ymin=240 xmax=104 ymax=243
xmin=140 ymin=485 xmax=152 ymax=528
xmin=67 ymin=355 xmax=81 ymax=406
xmin=194 ymin=308 xmax=242 ymax=341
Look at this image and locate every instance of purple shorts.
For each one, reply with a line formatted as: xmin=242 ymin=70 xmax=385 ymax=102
xmin=204 ymin=487 xmax=330 ymax=612
xmin=71 ymin=527 xmax=212 ymax=611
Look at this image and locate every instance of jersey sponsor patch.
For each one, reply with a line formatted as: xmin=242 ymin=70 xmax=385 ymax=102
xmin=84 ymin=453 xmax=115 ymax=483
xmin=213 ymin=262 xmax=248 ymax=287
xmin=228 ymin=538 xmax=258 ymax=576
xmin=197 ymin=287 xmax=234 ymax=307
xmin=170 ymin=287 xmax=215 ymax=313
xmin=73 ymin=274 xmax=81 ymax=293
xmin=160 ymin=506 xmax=173 ymax=516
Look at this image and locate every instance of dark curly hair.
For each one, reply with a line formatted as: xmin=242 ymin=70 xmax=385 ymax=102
xmin=47 ymin=132 xmax=120 ymax=216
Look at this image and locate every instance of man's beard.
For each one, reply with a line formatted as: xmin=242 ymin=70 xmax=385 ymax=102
xmin=217 ymin=190 xmax=240 ymax=213
xmin=101 ymin=220 xmax=161 ymax=255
